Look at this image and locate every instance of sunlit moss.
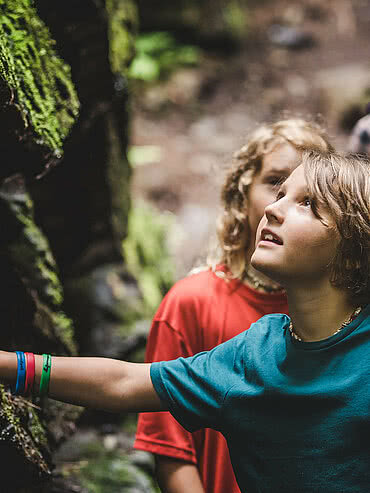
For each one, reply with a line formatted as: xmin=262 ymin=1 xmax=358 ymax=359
xmin=106 ymin=0 xmax=138 ymax=75
xmin=0 ymin=0 xmax=79 ymax=154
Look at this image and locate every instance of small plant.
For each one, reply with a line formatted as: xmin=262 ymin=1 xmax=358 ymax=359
xmin=129 ymin=31 xmax=200 ymax=82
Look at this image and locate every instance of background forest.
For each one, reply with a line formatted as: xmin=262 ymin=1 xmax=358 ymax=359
xmin=0 ymin=0 xmax=369 ymax=491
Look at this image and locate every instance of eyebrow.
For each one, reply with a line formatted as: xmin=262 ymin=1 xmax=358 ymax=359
xmin=263 ymin=167 xmax=292 ymax=175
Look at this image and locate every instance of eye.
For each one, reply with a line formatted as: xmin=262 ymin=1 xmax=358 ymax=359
xmin=275 ymin=190 xmax=285 ymax=202
xmin=302 ymin=197 xmax=312 ymax=207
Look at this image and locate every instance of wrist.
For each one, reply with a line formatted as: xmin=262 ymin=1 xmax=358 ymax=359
xmin=0 ymin=351 xmax=18 ymax=383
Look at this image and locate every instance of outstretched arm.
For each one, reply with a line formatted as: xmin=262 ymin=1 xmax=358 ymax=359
xmin=0 ymin=351 xmax=165 ymax=413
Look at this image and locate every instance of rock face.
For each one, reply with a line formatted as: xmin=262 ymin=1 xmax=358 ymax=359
xmin=0 ymin=1 xmax=80 ymax=489
xmin=0 ymin=0 xmax=79 ymax=180
xmin=30 ymin=0 xmax=142 ymax=357
xmin=0 ymin=182 xmax=80 ymax=489
xmin=0 ymin=1 xmax=148 ymax=491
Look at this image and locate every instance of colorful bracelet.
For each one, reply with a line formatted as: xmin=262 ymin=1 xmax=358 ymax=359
xmin=39 ymin=354 xmax=52 ymax=397
xmin=24 ymin=352 xmax=36 ymax=396
xmin=14 ymin=351 xmax=26 ymax=395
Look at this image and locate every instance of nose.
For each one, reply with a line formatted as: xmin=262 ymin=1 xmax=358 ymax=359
xmin=265 ymin=201 xmax=284 ymax=224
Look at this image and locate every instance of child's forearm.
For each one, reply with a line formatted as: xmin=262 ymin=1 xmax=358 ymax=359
xmin=0 ymin=351 xmax=165 ymax=413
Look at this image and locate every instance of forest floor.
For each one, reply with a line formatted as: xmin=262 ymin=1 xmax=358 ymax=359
xmin=131 ymin=0 xmax=370 ymax=277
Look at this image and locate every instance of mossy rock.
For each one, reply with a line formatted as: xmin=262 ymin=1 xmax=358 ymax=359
xmin=0 ymin=186 xmax=76 ymax=354
xmin=0 ymin=0 xmax=79 ymax=177
xmin=106 ymin=0 xmax=138 ymax=75
xmin=0 ymin=386 xmax=50 ymax=486
xmin=0 ymin=183 xmax=80 ymax=488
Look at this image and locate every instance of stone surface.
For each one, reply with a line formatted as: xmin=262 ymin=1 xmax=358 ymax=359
xmin=0 ymin=0 xmax=79 ymax=179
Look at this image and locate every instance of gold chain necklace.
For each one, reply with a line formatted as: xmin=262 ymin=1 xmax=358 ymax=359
xmin=289 ymin=306 xmax=363 ymax=342
xmin=243 ymin=268 xmax=285 ymax=294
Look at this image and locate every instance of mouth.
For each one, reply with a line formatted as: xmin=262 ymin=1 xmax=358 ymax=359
xmin=259 ymin=228 xmax=283 ymax=245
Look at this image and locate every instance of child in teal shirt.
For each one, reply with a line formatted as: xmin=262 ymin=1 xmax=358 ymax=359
xmin=1 ymin=150 xmax=369 ymax=492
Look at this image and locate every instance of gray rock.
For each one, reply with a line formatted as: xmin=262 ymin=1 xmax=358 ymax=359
xmin=267 ymin=24 xmax=315 ymax=49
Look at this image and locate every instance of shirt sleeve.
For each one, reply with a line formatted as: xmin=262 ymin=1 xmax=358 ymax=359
xmin=150 ymin=331 xmax=247 ymax=433
xmin=134 ymin=318 xmax=199 ymax=463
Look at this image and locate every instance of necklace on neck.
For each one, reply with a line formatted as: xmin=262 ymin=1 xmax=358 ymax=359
xmin=243 ymin=268 xmax=285 ymax=294
xmin=288 ymin=306 xmax=363 ymax=342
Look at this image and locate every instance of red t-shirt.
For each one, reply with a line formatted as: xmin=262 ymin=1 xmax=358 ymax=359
xmin=135 ymin=267 xmax=288 ymax=493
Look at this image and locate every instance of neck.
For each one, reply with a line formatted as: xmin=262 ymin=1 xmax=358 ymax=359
xmin=244 ymin=264 xmax=284 ymax=293
xmin=243 ymin=247 xmax=283 ymax=292
xmin=286 ymin=280 xmax=357 ymax=342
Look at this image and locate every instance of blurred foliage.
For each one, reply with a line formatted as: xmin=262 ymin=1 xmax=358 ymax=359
xmin=128 ymin=145 xmax=163 ymax=167
xmin=78 ymin=441 xmax=158 ymax=493
xmin=223 ymin=0 xmax=248 ymax=38
xmin=136 ymin=0 xmax=249 ymax=51
xmin=123 ymin=202 xmax=175 ymax=316
xmin=129 ymin=31 xmax=200 ymax=82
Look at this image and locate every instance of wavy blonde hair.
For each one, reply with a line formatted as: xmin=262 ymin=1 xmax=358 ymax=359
xmin=208 ymin=119 xmax=333 ymax=279
xmin=303 ymin=150 xmax=370 ymax=305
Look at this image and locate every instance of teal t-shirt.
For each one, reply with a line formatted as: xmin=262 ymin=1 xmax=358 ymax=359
xmin=151 ymin=304 xmax=370 ymax=493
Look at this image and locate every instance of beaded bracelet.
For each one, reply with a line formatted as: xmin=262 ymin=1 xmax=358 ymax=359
xmin=39 ymin=354 xmax=52 ymax=397
xmin=13 ymin=351 xmax=26 ymax=395
xmin=24 ymin=352 xmax=36 ymax=396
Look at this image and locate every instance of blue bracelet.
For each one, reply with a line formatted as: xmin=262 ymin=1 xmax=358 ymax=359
xmin=13 ymin=351 xmax=26 ymax=395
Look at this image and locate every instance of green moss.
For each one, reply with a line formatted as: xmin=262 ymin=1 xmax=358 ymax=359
xmin=4 ymin=190 xmax=76 ymax=354
xmin=0 ymin=0 xmax=79 ymax=154
xmin=8 ymin=193 xmax=63 ymax=307
xmin=106 ymin=0 xmax=138 ymax=75
xmin=106 ymin=113 xmax=131 ymax=242
xmin=51 ymin=311 xmax=76 ymax=354
xmin=0 ymin=385 xmax=50 ymax=474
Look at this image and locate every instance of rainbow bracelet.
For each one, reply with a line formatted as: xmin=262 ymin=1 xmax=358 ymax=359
xmin=39 ymin=354 xmax=52 ymax=397
xmin=14 ymin=351 xmax=26 ymax=395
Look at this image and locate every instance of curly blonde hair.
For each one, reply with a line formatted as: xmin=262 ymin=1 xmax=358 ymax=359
xmin=209 ymin=119 xmax=333 ymax=279
xmin=303 ymin=150 xmax=370 ymax=305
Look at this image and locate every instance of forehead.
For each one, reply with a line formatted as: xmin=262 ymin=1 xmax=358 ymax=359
xmin=260 ymin=143 xmax=301 ymax=175
xmin=282 ymin=164 xmax=307 ymax=192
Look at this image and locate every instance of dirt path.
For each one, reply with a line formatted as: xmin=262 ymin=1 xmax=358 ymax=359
xmin=131 ymin=1 xmax=370 ymax=277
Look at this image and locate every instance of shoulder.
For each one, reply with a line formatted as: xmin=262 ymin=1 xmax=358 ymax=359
xmin=174 ymin=268 xmax=226 ymax=291
xmin=247 ymin=313 xmax=290 ymax=341
xmin=255 ymin=312 xmax=290 ymax=328
xmin=152 ymin=268 xmax=233 ymax=336
xmin=201 ymin=313 xmax=290 ymax=366
xmin=161 ymin=268 xmax=229 ymax=304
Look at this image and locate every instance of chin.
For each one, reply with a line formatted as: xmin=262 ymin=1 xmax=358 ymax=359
xmin=251 ymin=252 xmax=282 ymax=284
